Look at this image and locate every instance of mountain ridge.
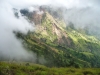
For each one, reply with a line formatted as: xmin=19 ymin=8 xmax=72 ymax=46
xmin=14 ymin=7 xmax=100 ymax=68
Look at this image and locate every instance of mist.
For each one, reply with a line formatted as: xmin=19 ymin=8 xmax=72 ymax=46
xmin=0 ymin=0 xmax=100 ymax=62
xmin=0 ymin=1 xmax=35 ymax=61
xmin=62 ymin=0 xmax=100 ymax=38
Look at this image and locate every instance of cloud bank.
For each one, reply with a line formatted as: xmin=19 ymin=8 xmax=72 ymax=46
xmin=0 ymin=1 xmax=34 ymax=61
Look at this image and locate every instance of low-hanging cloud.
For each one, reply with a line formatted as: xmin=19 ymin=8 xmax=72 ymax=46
xmin=63 ymin=0 xmax=100 ymax=37
xmin=0 ymin=1 xmax=35 ymax=61
xmin=0 ymin=0 xmax=100 ymax=61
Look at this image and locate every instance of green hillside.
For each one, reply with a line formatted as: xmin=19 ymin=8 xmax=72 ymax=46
xmin=0 ymin=62 xmax=100 ymax=75
xmin=15 ymin=10 xmax=100 ymax=68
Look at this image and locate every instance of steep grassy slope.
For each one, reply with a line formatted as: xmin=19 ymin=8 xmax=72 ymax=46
xmin=0 ymin=62 xmax=100 ymax=75
xmin=16 ymin=32 xmax=90 ymax=68
xmin=15 ymin=9 xmax=100 ymax=68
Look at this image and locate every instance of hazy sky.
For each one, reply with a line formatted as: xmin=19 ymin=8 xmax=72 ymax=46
xmin=1 ymin=0 xmax=100 ymax=8
xmin=63 ymin=0 xmax=100 ymax=33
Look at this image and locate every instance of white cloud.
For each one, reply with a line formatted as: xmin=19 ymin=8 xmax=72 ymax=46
xmin=0 ymin=1 xmax=34 ymax=61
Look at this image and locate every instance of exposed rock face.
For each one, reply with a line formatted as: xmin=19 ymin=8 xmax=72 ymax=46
xmin=31 ymin=11 xmax=43 ymax=25
xmin=20 ymin=8 xmax=44 ymax=25
xmin=33 ymin=11 xmax=72 ymax=47
xmin=52 ymin=23 xmax=71 ymax=46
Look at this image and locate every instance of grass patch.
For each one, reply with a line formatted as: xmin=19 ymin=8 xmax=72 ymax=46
xmin=0 ymin=62 xmax=100 ymax=75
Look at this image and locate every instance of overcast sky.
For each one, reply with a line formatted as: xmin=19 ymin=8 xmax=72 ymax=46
xmin=1 ymin=0 xmax=100 ymax=8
